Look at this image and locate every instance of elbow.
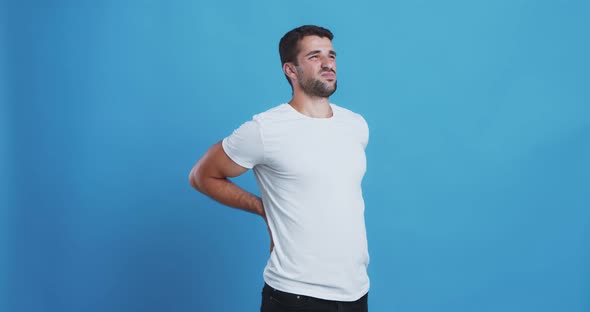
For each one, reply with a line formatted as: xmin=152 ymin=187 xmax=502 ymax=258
xmin=188 ymin=166 xmax=204 ymax=192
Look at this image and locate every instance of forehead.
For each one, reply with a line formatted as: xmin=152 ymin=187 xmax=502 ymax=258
xmin=297 ymin=35 xmax=334 ymax=54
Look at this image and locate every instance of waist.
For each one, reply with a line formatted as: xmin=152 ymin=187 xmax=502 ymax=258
xmin=263 ymin=282 xmax=369 ymax=304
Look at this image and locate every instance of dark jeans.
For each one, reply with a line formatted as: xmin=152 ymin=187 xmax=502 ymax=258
xmin=261 ymin=283 xmax=368 ymax=312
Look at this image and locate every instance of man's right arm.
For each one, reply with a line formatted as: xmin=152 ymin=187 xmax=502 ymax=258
xmin=189 ymin=141 xmax=264 ymax=217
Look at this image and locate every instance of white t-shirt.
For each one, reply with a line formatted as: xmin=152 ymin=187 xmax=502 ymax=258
xmin=222 ymin=103 xmax=370 ymax=301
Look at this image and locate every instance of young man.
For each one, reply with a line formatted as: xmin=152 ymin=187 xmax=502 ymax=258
xmin=189 ymin=25 xmax=370 ymax=312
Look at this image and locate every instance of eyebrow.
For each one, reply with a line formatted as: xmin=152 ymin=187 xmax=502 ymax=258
xmin=305 ymin=50 xmax=337 ymax=57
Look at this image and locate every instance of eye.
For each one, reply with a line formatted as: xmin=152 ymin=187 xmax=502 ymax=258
xmin=309 ymin=55 xmax=318 ymax=60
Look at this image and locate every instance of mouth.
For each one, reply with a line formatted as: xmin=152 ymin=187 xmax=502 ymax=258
xmin=321 ymin=71 xmax=336 ymax=79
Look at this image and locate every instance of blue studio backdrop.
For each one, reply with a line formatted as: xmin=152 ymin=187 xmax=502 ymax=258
xmin=2 ymin=1 xmax=589 ymax=311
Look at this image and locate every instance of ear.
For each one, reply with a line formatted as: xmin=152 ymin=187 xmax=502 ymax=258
xmin=283 ymin=63 xmax=298 ymax=82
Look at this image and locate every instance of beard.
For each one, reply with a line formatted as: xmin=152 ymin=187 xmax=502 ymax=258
xmin=296 ymin=68 xmax=337 ymax=98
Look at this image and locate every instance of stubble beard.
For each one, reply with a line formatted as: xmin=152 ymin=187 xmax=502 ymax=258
xmin=297 ymin=68 xmax=337 ymax=98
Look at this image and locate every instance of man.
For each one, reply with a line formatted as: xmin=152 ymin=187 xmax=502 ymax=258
xmin=189 ymin=25 xmax=370 ymax=312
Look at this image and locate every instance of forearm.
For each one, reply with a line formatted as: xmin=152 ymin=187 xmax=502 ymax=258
xmin=192 ymin=173 xmax=264 ymax=216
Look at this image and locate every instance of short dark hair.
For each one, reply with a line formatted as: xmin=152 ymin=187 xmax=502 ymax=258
xmin=279 ymin=25 xmax=334 ymax=87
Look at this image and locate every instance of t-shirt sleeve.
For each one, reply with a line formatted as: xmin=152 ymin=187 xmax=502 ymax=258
xmin=221 ymin=120 xmax=264 ymax=169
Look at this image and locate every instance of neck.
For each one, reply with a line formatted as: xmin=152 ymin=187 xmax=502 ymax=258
xmin=288 ymin=91 xmax=333 ymax=118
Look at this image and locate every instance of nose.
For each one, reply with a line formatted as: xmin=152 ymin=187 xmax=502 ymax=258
xmin=320 ymin=56 xmax=335 ymax=71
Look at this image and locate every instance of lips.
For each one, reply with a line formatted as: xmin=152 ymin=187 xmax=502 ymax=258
xmin=321 ymin=71 xmax=336 ymax=79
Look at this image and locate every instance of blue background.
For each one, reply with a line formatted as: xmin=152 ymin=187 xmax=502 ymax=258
xmin=2 ymin=1 xmax=589 ymax=311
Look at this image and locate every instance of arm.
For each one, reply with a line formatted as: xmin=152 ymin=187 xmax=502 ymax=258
xmin=189 ymin=141 xmax=264 ymax=217
xmin=189 ymin=141 xmax=274 ymax=252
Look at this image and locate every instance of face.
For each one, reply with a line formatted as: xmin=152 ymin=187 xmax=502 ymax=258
xmin=292 ymin=36 xmax=337 ymax=98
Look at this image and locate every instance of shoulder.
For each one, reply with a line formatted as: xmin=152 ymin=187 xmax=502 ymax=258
xmin=331 ymin=103 xmax=368 ymax=127
xmin=252 ymin=103 xmax=295 ymax=123
xmin=332 ymin=103 xmax=369 ymax=147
